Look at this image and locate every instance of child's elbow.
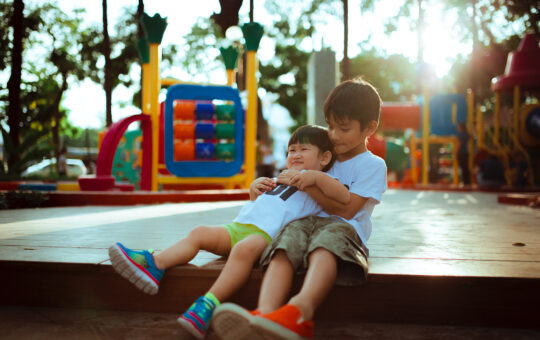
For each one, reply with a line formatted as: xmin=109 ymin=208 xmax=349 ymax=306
xmin=339 ymin=192 xmax=351 ymax=205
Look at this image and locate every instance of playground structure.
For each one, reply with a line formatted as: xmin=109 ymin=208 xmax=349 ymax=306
xmin=79 ymin=14 xmax=264 ymax=191
xmin=76 ymin=19 xmax=539 ymax=192
xmin=367 ymin=93 xmax=469 ymax=187
xmin=367 ymin=33 xmax=540 ymax=189
xmin=487 ymin=33 xmax=540 ymax=187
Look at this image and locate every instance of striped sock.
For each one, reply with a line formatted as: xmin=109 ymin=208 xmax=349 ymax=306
xmin=205 ymin=292 xmax=220 ymax=307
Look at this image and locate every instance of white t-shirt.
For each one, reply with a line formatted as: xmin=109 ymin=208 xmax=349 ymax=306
xmin=319 ymin=151 xmax=387 ymax=247
xmin=234 ymin=183 xmax=321 ymax=239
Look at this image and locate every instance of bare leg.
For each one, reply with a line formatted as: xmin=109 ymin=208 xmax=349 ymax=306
xmin=257 ymin=250 xmax=295 ymax=314
xmin=153 ymin=226 xmax=231 ymax=270
xmin=209 ymin=234 xmax=269 ymax=302
xmin=288 ymin=247 xmax=337 ymax=321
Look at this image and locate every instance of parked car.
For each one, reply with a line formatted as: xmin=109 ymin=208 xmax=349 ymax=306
xmin=22 ymin=158 xmax=87 ymax=178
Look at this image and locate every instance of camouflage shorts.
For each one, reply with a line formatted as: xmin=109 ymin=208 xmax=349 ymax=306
xmin=260 ymin=216 xmax=369 ymax=286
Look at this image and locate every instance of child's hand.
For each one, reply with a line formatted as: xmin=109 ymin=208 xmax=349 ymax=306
xmin=250 ymin=177 xmax=276 ymax=200
xmin=289 ymin=170 xmax=317 ymax=190
xmin=277 ymin=169 xmax=301 ymax=185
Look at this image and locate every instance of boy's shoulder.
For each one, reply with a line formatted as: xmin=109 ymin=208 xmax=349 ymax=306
xmin=342 ymin=151 xmax=386 ymax=170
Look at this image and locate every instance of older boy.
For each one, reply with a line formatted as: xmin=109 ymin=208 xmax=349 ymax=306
xmin=209 ymin=78 xmax=387 ymax=339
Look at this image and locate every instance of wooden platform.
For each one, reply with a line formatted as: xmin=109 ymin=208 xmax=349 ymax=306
xmin=2 ymin=191 xmax=540 ymax=331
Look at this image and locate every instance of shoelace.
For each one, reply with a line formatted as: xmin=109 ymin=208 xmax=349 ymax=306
xmin=193 ymin=297 xmax=215 ymax=320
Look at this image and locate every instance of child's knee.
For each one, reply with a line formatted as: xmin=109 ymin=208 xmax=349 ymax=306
xmin=188 ymin=225 xmax=210 ymax=242
xmin=308 ymin=247 xmax=336 ymax=263
xmin=231 ymin=236 xmax=267 ymax=259
xmin=272 ymin=249 xmax=293 ymax=267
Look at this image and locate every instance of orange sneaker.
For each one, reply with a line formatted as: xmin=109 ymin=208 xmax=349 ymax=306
xmin=207 ymin=303 xmax=257 ymax=340
xmin=251 ymin=304 xmax=314 ymax=340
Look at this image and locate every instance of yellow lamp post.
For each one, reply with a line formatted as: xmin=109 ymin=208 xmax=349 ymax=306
xmin=241 ymin=23 xmax=264 ymax=188
xmin=137 ymin=37 xmax=151 ymax=115
xmin=219 ymin=45 xmax=240 ymax=86
xmin=141 ymin=13 xmax=167 ymax=191
xmin=421 ymin=85 xmax=430 ymax=185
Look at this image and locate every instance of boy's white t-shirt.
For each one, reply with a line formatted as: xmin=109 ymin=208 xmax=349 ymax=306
xmin=319 ymin=151 xmax=387 ymax=246
xmin=234 ymin=183 xmax=322 ymax=239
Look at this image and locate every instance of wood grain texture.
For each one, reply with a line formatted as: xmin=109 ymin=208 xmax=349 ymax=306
xmin=2 ymin=190 xmax=539 ymax=328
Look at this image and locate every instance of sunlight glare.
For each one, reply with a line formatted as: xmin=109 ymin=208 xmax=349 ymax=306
xmin=422 ymin=4 xmax=471 ymax=77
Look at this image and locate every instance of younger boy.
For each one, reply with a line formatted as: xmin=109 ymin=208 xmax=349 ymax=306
xmin=108 ymin=125 xmax=349 ymax=339
xmin=209 ymin=78 xmax=387 ymax=339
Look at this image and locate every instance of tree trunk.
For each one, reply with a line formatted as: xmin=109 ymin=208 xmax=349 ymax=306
xmin=416 ymin=0 xmax=424 ymax=93
xmin=137 ymin=0 xmax=144 ymax=116
xmin=470 ymin=0 xmax=478 ymax=105
xmin=7 ymin=0 xmax=24 ymax=169
xmin=137 ymin=0 xmax=144 ymax=37
xmin=342 ymin=0 xmax=350 ymax=81
xmin=102 ymin=0 xmax=113 ymax=127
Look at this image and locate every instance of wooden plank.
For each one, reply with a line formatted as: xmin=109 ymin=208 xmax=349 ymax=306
xmin=3 ymin=261 xmax=538 ymax=329
xmin=43 ymin=190 xmax=250 ymax=206
xmin=2 ymin=190 xmax=540 ymax=281
xmin=0 ymin=244 xmax=220 ymax=267
xmin=369 ymin=257 xmax=540 ymax=278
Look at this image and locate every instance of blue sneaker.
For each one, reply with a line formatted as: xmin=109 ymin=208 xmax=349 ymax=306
xmin=177 ymin=296 xmax=217 ymax=339
xmin=108 ymin=242 xmax=164 ymax=295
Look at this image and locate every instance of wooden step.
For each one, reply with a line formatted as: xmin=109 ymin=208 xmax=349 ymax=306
xmin=3 ymin=259 xmax=539 ymax=330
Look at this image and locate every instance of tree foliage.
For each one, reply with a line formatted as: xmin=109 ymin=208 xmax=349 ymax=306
xmin=349 ymin=49 xmax=417 ymax=102
xmin=1 ymin=1 xmax=89 ymax=176
xmin=78 ymin=5 xmax=141 ymax=112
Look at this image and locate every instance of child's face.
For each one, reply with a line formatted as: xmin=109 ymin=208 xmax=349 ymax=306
xmin=286 ymin=143 xmax=330 ymax=171
xmin=327 ymin=115 xmax=373 ymax=161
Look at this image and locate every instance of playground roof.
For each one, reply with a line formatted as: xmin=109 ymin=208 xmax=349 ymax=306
xmin=492 ymin=33 xmax=540 ymax=91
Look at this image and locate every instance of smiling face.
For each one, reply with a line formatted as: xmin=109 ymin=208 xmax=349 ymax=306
xmin=327 ymin=115 xmax=376 ymax=161
xmin=286 ymin=143 xmax=331 ymax=171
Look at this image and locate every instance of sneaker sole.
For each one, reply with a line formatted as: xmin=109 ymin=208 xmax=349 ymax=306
xmin=251 ymin=316 xmax=310 ymax=340
xmin=208 ymin=303 xmax=256 ymax=340
xmin=108 ymin=244 xmax=159 ymax=295
xmin=177 ymin=315 xmax=205 ymax=339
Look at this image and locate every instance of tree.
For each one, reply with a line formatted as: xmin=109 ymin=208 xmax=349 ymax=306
xmin=78 ymin=5 xmax=141 ymax=127
xmin=211 ymin=0 xmax=244 ymax=35
xmin=342 ymin=0 xmax=349 ymax=81
xmin=349 ymin=49 xmax=417 ymax=102
xmin=102 ymin=0 xmax=113 ymax=127
xmin=0 ymin=2 xmax=92 ymax=176
xmin=485 ymin=1 xmax=539 ymax=38
xmin=6 ymin=0 xmax=23 ymax=170
xmin=1 ymin=0 xmax=44 ymax=175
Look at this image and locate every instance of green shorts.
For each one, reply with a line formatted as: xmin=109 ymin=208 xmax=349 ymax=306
xmin=259 ymin=216 xmax=369 ymax=286
xmin=224 ymin=222 xmax=272 ymax=248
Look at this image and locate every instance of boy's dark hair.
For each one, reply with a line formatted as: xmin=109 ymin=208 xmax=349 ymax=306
xmin=288 ymin=125 xmax=336 ymax=172
xmin=323 ymin=77 xmax=381 ymax=129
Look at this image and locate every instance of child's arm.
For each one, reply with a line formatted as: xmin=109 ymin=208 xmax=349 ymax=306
xmin=303 ymin=186 xmax=369 ymax=220
xmin=249 ymin=177 xmax=277 ymax=201
xmin=282 ymin=170 xmax=350 ymax=204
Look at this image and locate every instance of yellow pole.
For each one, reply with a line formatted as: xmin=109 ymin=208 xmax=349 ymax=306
xmin=422 ymin=86 xmax=430 ymax=185
xmin=410 ymin=132 xmax=417 ymax=185
xmin=142 ymin=63 xmax=151 ymax=114
xmin=226 ymin=69 xmax=235 ymax=86
xmin=494 ymin=88 xmax=500 ymax=145
xmin=513 ymin=85 xmax=520 ymax=135
xmin=476 ymin=104 xmax=483 ymax=149
xmin=149 ymin=43 xmax=160 ymax=191
xmin=466 ymin=89 xmax=474 ymax=185
xmin=245 ymin=51 xmax=258 ymax=187
xmin=452 ymin=137 xmax=459 ymax=186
